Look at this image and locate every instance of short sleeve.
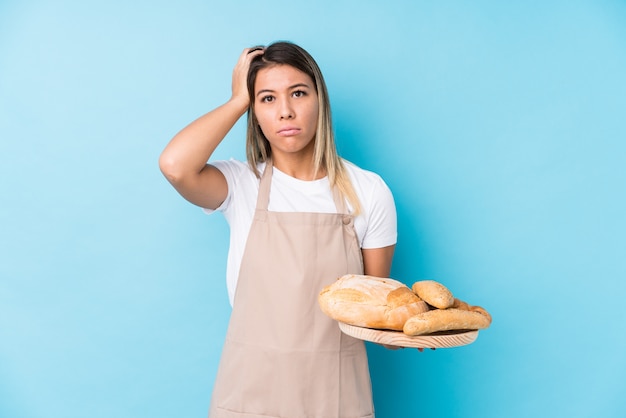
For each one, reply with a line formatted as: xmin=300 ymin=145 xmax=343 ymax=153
xmin=361 ymin=176 xmax=397 ymax=249
xmin=201 ymin=159 xmax=250 ymax=215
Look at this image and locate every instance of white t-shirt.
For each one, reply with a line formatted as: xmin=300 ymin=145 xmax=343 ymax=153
xmin=204 ymin=159 xmax=397 ymax=306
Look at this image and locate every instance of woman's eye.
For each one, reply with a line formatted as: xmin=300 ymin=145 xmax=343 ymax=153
xmin=292 ymin=90 xmax=306 ymax=98
xmin=261 ymin=95 xmax=274 ymax=103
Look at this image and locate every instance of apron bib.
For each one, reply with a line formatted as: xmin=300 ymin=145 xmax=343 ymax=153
xmin=209 ymin=161 xmax=374 ymax=418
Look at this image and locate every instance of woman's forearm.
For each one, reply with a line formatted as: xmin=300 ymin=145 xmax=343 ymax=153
xmin=159 ymin=97 xmax=248 ymax=184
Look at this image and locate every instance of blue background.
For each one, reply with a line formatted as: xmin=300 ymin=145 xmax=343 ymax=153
xmin=1 ymin=1 xmax=625 ymax=417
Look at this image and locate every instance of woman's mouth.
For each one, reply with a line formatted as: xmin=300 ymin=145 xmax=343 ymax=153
xmin=277 ymin=127 xmax=301 ymax=136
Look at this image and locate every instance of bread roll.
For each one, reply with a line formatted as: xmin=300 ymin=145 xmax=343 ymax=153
xmin=411 ymin=280 xmax=455 ymax=309
xmin=403 ymin=308 xmax=491 ymax=336
xmin=318 ymin=274 xmax=429 ymax=331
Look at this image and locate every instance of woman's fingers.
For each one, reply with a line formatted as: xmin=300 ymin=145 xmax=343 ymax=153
xmin=231 ymin=47 xmax=264 ymax=103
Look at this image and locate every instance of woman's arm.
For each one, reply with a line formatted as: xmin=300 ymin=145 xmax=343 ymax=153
xmin=362 ymin=245 xmax=395 ymax=278
xmin=363 ymin=244 xmax=399 ymax=350
xmin=159 ymin=47 xmax=264 ymax=209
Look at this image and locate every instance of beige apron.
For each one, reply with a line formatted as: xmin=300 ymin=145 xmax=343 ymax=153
xmin=209 ymin=161 xmax=374 ymax=418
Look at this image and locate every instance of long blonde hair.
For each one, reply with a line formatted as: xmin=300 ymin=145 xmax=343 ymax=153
xmin=245 ymin=41 xmax=361 ymax=215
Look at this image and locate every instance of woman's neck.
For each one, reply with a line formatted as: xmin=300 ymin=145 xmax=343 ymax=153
xmin=271 ymin=153 xmax=326 ymax=181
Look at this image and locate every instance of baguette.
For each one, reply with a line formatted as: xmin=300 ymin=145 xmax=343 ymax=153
xmin=452 ymin=298 xmax=493 ymax=324
xmin=403 ymin=308 xmax=491 ymax=336
xmin=451 ymin=297 xmax=470 ymax=311
xmin=411 ymin=280 xmax=455 ymax=309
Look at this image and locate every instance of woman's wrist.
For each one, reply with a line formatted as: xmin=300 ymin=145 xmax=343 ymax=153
xmin=227 ymin=95 xmax=250 ymax=116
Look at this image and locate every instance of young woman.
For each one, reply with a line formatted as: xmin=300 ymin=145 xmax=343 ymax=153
xmin=160 ymin=41 xmax=397 ymax=418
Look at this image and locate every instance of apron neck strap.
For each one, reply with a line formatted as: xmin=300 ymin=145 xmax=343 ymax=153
xmin=256 ymin=159 xmax=273 ymax=211
xmin=256 ymin=159 xmax=349 ymax=214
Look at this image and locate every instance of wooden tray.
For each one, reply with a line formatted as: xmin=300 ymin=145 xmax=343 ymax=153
xmin=338 ymin=322 xmax=478 ymax=349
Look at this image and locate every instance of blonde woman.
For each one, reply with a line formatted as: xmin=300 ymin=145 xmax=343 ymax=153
xmin=160 ymin=41 xmax=397 ymax=418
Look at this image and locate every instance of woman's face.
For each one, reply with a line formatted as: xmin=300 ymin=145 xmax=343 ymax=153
xmin=253 ymin=64 xmax=319 ymax=160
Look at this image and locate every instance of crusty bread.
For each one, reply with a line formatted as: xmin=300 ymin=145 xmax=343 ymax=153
xmin=451 ymin=297 xmax=471 ymax=311
xmin=411 ymin=280 xmax=455 ymax=309
xmin=452 ymin=298 xmax=493 ymax=324
xmin=318 ymin=274 xmax=429 ymax=331
xmin=403 ymin=308 xmax=492 ymax=336
xmin=467 ymin=305 xmax=492 ymax=325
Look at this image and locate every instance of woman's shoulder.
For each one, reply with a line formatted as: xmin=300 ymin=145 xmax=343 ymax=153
xmin=207 ymin=159 xmax=264 ymax=214
xmin=212 ymin=159 xmax=265 ymax=181
xmin=341 ymin=159 xmax=389 ymax=188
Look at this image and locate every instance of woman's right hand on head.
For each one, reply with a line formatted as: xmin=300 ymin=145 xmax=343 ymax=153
xmin=159 ymin=47 xmax=265 ymax=210
xmin=231 ymin=47 xmax=264 ymax=106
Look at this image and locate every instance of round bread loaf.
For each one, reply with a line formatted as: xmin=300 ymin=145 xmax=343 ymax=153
xmin=318 ymin=274 xmax=429 ymax=331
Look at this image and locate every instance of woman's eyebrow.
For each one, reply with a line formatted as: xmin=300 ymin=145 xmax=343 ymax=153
xmin=256 ymin=83 xmax=312 ymax=97
xmin=289 ymin=83 xmax=311 ymax=90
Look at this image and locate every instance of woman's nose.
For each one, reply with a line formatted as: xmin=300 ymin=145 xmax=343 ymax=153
xmin=279 ymin=99 xmax=294 ymax=120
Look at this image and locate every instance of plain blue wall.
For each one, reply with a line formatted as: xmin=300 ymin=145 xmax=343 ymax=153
xmin=1 ymin=1 xmax=625 ymax=417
